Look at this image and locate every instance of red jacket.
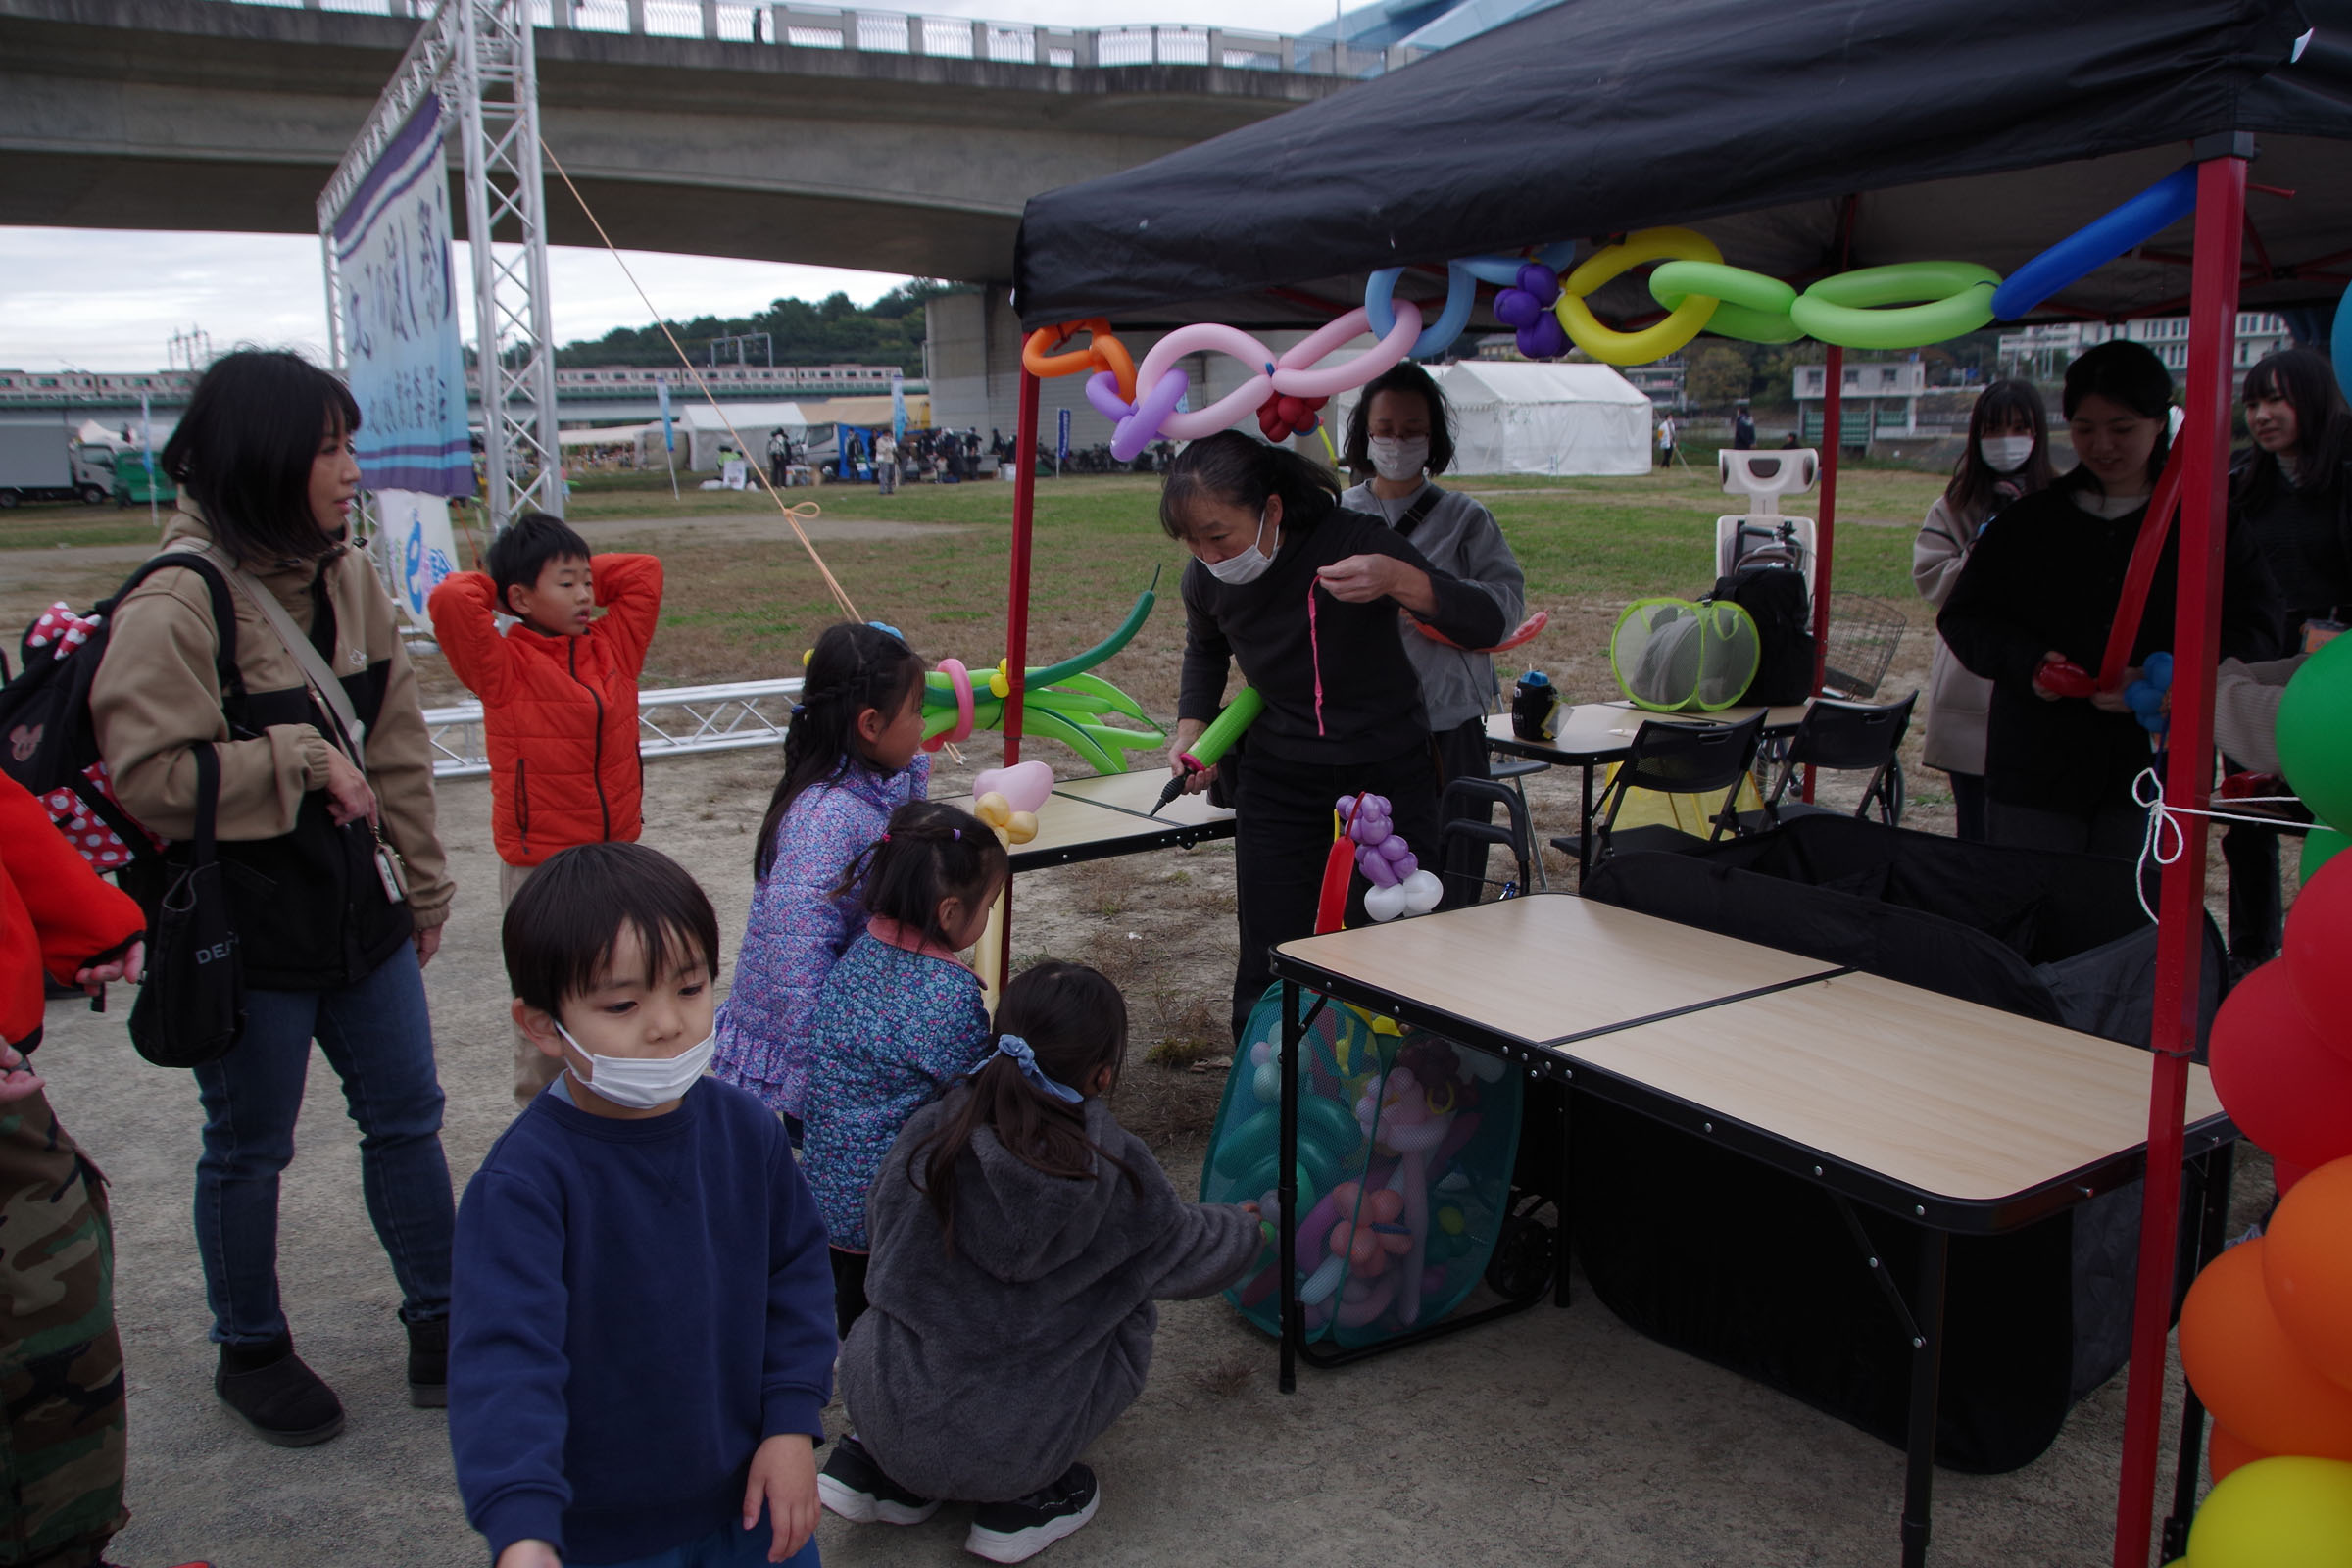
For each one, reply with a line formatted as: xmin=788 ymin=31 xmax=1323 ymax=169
xmin=427 ymin=553 xmax=663 ymax=867
xmin=3 ymin=773 xmax=145 ymax=1052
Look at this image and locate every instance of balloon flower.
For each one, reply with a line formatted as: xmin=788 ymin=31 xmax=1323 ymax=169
xmin=917 ymin=572 xmax=1167 ymax=774
xmin=2126 ymin=650 xmax=2174 ymax=734
xmin=1335 ymin=793 xmax=1445 ymax=922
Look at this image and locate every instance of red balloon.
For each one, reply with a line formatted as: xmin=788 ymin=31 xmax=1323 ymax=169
xmin=2278 ymin=1158 xmax=2312 ymax=1200
xmin=2180 ymin=1239 xmax=2352 ymax=1461
xmin=2208 ymin=961 xmax=2352 ymax=1171
xmin=2283 ymin=858 xmax=2352 ymax=1063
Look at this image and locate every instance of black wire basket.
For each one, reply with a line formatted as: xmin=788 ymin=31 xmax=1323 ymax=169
xmin=1821 ymin=595 xmax=1907 ymax=700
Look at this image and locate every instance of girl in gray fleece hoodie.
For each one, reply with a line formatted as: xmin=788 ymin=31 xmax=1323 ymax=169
xmin=822 ymin=962 xmax=1262 ymax=1564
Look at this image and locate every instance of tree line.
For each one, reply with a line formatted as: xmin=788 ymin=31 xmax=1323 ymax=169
xmin=552 ymin=280 xmax=969 ymax=373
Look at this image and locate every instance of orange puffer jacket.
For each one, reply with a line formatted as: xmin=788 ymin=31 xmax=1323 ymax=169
xmin=3 ymin=773 xmax=145 ymax=1053
xmin=428 ymin=553 xmax=663 ymax=866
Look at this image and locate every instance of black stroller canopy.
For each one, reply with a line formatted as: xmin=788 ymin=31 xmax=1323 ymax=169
xmin=1013 ymin=0 xmax=2352 ymax=330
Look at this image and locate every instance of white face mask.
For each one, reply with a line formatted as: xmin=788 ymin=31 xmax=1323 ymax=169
xmin=556 ymin=1020 xmax=714 ymax=1110
xmin=1368 ymin=436 xmax=1430 ymax=483
xmin=1202 ymin=510 xmax=1275 ymax=586
xmin=1979 ymin=434 xmax=2034 ymax=474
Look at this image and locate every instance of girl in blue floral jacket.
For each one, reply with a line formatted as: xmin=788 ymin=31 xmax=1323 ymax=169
xmin=802 ymin=800 xmax=1006 ymax=1336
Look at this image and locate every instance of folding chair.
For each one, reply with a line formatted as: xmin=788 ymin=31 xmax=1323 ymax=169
xmin=1742 ymin=693 xmax=1916 ymax=832
xmin=1487 ymin=753 xmax=1551 ymax=889
xmin=1437 ymin=776 xmax=1539 ymax=900
xmin=1548 ymin=711 xmax=1766 ymax=870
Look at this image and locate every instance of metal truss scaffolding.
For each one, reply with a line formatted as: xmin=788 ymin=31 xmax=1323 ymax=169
xmin=318 ymin=0 xmax=563 ymax=540
xmin=422 ymin=678 xmax=807 ymax=777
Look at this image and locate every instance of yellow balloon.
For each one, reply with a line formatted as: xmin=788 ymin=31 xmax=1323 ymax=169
xmin=1005 ymin=810 xmax=1040 ymax=846
xmin=2186 ymin=1455 xmax=2352 ymax=1568
xmin=973 ymin=792 xmax=1013 ymax=828
xmin=1554 ymin=226 xmax=1723 ymax=366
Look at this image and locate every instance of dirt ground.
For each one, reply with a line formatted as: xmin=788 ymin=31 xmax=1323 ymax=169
xmin=14 ymin=494 xmax=2264 ymax=1568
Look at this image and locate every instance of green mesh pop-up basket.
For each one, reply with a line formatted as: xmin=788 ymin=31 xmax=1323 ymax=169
xmin=1200 ymin=984 xmax=1522 ymax=1349
xmin=1609 ymin=597 xmax=1761 ymax=712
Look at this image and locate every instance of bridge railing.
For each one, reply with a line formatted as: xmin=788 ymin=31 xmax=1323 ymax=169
xmin=218 ymin=0 xmax=1421 ymax=75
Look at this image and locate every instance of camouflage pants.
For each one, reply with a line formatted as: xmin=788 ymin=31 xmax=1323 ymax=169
xmin=0 ymin=1089 xmax=125 ymax=1568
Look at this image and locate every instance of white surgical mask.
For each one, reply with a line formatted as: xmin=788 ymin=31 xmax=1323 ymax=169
xmin=1202 ymin=510 xmax=1276 ymax=586
xmin=556 ymin=1020 xmax=713 ymax=1110
xmin=1978 ymin=435 xmax=2034 ymax=474
xmin=1369 ymin=436 xmax=1430 ymax=483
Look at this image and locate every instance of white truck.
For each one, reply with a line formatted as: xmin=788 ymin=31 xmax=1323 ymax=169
xmin=0 ymin=421 xmax=116 ymax=508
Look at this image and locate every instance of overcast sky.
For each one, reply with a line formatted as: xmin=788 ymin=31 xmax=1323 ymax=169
xmin=1 ymin=0 xmax=1358 ymax=372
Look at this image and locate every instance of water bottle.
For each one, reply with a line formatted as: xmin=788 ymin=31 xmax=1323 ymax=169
xmin=1511 ymin=668 xmax=1557 ymax=742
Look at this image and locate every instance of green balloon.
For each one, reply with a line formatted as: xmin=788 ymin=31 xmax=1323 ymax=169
xmin=2277 ymin=635 xmax=2352 ymax=832
xmin=2304 ymin=828 xmax=2350 ymax=882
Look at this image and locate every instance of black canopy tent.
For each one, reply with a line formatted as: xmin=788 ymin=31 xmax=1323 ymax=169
xmin=988 ymin=4 xmax=2352 ymax=1566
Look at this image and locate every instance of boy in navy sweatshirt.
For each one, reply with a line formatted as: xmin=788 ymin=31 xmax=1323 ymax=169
xmin=451 ymin=842 xmax=835 ymax=1568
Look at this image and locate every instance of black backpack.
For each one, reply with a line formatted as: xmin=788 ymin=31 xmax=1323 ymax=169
xmin=1710 ymin=564 xmax=1815 ymax=706
xmin=0 ymin=551 xmax=238 ymax=867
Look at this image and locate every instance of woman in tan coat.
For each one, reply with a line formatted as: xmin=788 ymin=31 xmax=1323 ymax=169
xmin=92 ymin=350 xmax=457 ymax=1449
xmin=1912 ymin=378 xmax=2055 ymax=842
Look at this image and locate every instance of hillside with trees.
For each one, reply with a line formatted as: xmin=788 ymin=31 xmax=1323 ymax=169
xmin=554 ymin=279 xmax=967 ymax=373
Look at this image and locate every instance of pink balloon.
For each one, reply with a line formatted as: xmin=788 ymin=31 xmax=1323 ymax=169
xmin=1271 ymin=304 xmax=1422 ymax=400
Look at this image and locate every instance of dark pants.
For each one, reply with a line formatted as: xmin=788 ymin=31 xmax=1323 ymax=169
xmin=1432 ymin=717 xmax=1495 ymax=909
xmin=1985 ymin=799 xmax=2147 ymax=861
xmin=1226 ymin=743 xmax=1442 ymax=1041
xmin=192 ymin=945 xmax=455 ymax=1347
xmin=2222 ymin=821 xmax=2283 ymax=965
xmin=1945 ymin=770 xmax=1987 ymax=844
xmin=830 ymin=1247 xmax=869 ymax=1341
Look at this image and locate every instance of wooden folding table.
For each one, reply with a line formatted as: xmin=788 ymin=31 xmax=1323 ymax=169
xmin=1267 ymin=892 xmax=2234 ymax=1567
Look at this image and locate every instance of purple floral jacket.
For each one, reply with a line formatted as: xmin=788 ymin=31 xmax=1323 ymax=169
xmin=713 ymin=751 xmax=929 ymax=1117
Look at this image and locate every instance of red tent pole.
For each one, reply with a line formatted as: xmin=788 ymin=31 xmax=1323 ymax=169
xmin=1804 ymin=346 xmax=1842 ymax=803
xmin=994 ymin=362 xmax=1042 ymax=979
xmin=2110 ymin=139 xmax=2249 ymax=1568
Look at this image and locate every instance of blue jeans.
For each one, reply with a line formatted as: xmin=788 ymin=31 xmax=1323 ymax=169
xmin=598 ymin=1521 xmax=819 ymax=1568
xmin=192 ymin=944 xmax=456 ymax=1346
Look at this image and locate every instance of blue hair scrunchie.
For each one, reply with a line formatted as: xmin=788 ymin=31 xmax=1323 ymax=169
xmin=986 ymin=1033 xmax=1083 ymax=1104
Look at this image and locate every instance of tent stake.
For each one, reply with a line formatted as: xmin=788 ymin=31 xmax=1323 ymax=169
xmin=2110 ymin=141 xmax=2249 ymax=1568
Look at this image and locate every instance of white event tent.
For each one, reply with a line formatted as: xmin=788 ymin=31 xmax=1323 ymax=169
xmin=1335 ymin=360 xmax=1653 ymax=476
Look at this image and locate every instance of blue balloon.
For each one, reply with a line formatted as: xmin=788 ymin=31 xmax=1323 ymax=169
xmin=1365 ymin=262 xmax=1479 ymax=360
xmin=2144 ymin=651 xmax=2174 ymax=689
xmin=1991 ymin=167 xmax=2198 ymax=320
xmin=2335 ymin=281 xmax=2352 ymax=402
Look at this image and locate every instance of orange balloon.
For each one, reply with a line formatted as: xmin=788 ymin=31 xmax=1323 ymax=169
xmin=2278 ymin=1157 xmax=2311 ymax=1200
xmin=2180 ymin=1239 xmax=2352 ymax=1460
xmin=2265 ymin=1156 xmax=2352 ymax=1394
xmin=2209 ymin=1422 xmax=2270 ymax=1483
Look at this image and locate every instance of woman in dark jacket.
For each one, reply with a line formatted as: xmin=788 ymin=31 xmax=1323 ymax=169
xmin=2220 ymin=346 xmax=2352 ymax=965
xmin=91 ymin=351 xmax=457 ymax=1448
xmin=1940 ymin=340 xmax=2282 ymax=858
xmin=1160 ymin=432 xmax=1505 ymax=1038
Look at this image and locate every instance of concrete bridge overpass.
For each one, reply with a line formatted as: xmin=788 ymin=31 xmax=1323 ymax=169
xmin=1 ymin=0 xmax=1371 ymax=282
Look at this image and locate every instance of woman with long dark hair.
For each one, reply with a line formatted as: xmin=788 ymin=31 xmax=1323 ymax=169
xmin=91 ymin=349 xmax=458 ymax=1446
xmin=2221 ymin=346 xmax=2352 ymax=967
xmin=1339 ymin=362 xmax=1527 ymax=904
xmin=1912 ymin=378 xmax=2057 ymax=841
xmin=1940 ymin=341 xmax=2281 ymax=858
xmin=1160 ymin=431 xmax=1505 ymax=1037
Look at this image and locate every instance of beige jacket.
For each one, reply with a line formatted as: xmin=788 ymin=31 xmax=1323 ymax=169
xmin=1913 ymin=494 xmax=1994 ymax=776
xmin=2214 ymin=655 xmax=2306 ymax=777
xmin=91 ymin=508 xmax=454 ymax=929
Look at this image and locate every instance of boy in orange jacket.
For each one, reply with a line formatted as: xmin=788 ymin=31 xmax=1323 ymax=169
xmin=427 ymin=513 xmax=664 ymax=1107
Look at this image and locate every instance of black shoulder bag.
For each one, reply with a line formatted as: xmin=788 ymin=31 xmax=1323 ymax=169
xmin=128 ymin=742 xmax=246 ymax=1068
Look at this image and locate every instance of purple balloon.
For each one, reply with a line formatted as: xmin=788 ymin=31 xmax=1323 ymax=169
xmin=1493 ymin=287 xmax=1544 ymax=330
xmin=1334 ymin=795 xmax=1358 ymax=818
xmin=1356 ymin=816 xmax=1392 ymax=847
xmin=1515 ymin=262 xmax=1559 ymax=301
xmin=1357 ymin=795 xmax=1390 ymax=821
xmin=1377 ymin=836 xmax=1411 ymax=861
xmin=1083 ymin=369 xmax=1131 ymax=423
xmin=1357 ymin=848 xmax=1402 ymax=887
xmin=1517 ymin=315 xmax=1568 ymax=360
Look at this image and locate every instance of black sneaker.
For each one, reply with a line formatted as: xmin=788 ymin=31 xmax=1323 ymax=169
xmin=405 ymin=1315 xmax=448 ymax=1408
xmin=818 ymin=1434 xmax=940 ymax=1526
xmin=216 ymin=1336 xmax=344 ymax=1447
xmin=965 ymin=1463 xmax=1099 ymax=1563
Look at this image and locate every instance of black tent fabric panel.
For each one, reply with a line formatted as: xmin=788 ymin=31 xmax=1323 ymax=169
xmin=1015 ymin=0 xmax=2330 ymax=325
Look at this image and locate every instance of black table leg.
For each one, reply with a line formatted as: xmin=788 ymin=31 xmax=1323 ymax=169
xmin=1577 ymin=760 xmax=1596 ymax=891
xmin=1277 ymin=978 xmax=1301 ymax=1396
xmin=1902 ymin=1232 xmax=1950 ymax=1568
xmin=1554 ymin=1082 xmax=1575 ymax=1308
xmin=2163 ymin=1142 xmax=2238 ymax=1560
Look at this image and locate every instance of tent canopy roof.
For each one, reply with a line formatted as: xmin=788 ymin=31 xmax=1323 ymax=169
xmin=1013 ymin=0 xmax=2352 ymax=331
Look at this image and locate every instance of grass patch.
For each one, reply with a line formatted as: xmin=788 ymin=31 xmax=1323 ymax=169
xmin=0 ymin=505 xmax=164 ymax=552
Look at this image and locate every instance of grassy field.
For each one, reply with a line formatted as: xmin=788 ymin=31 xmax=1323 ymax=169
xmin=0 ymin=500 xmax=166 ymax=551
